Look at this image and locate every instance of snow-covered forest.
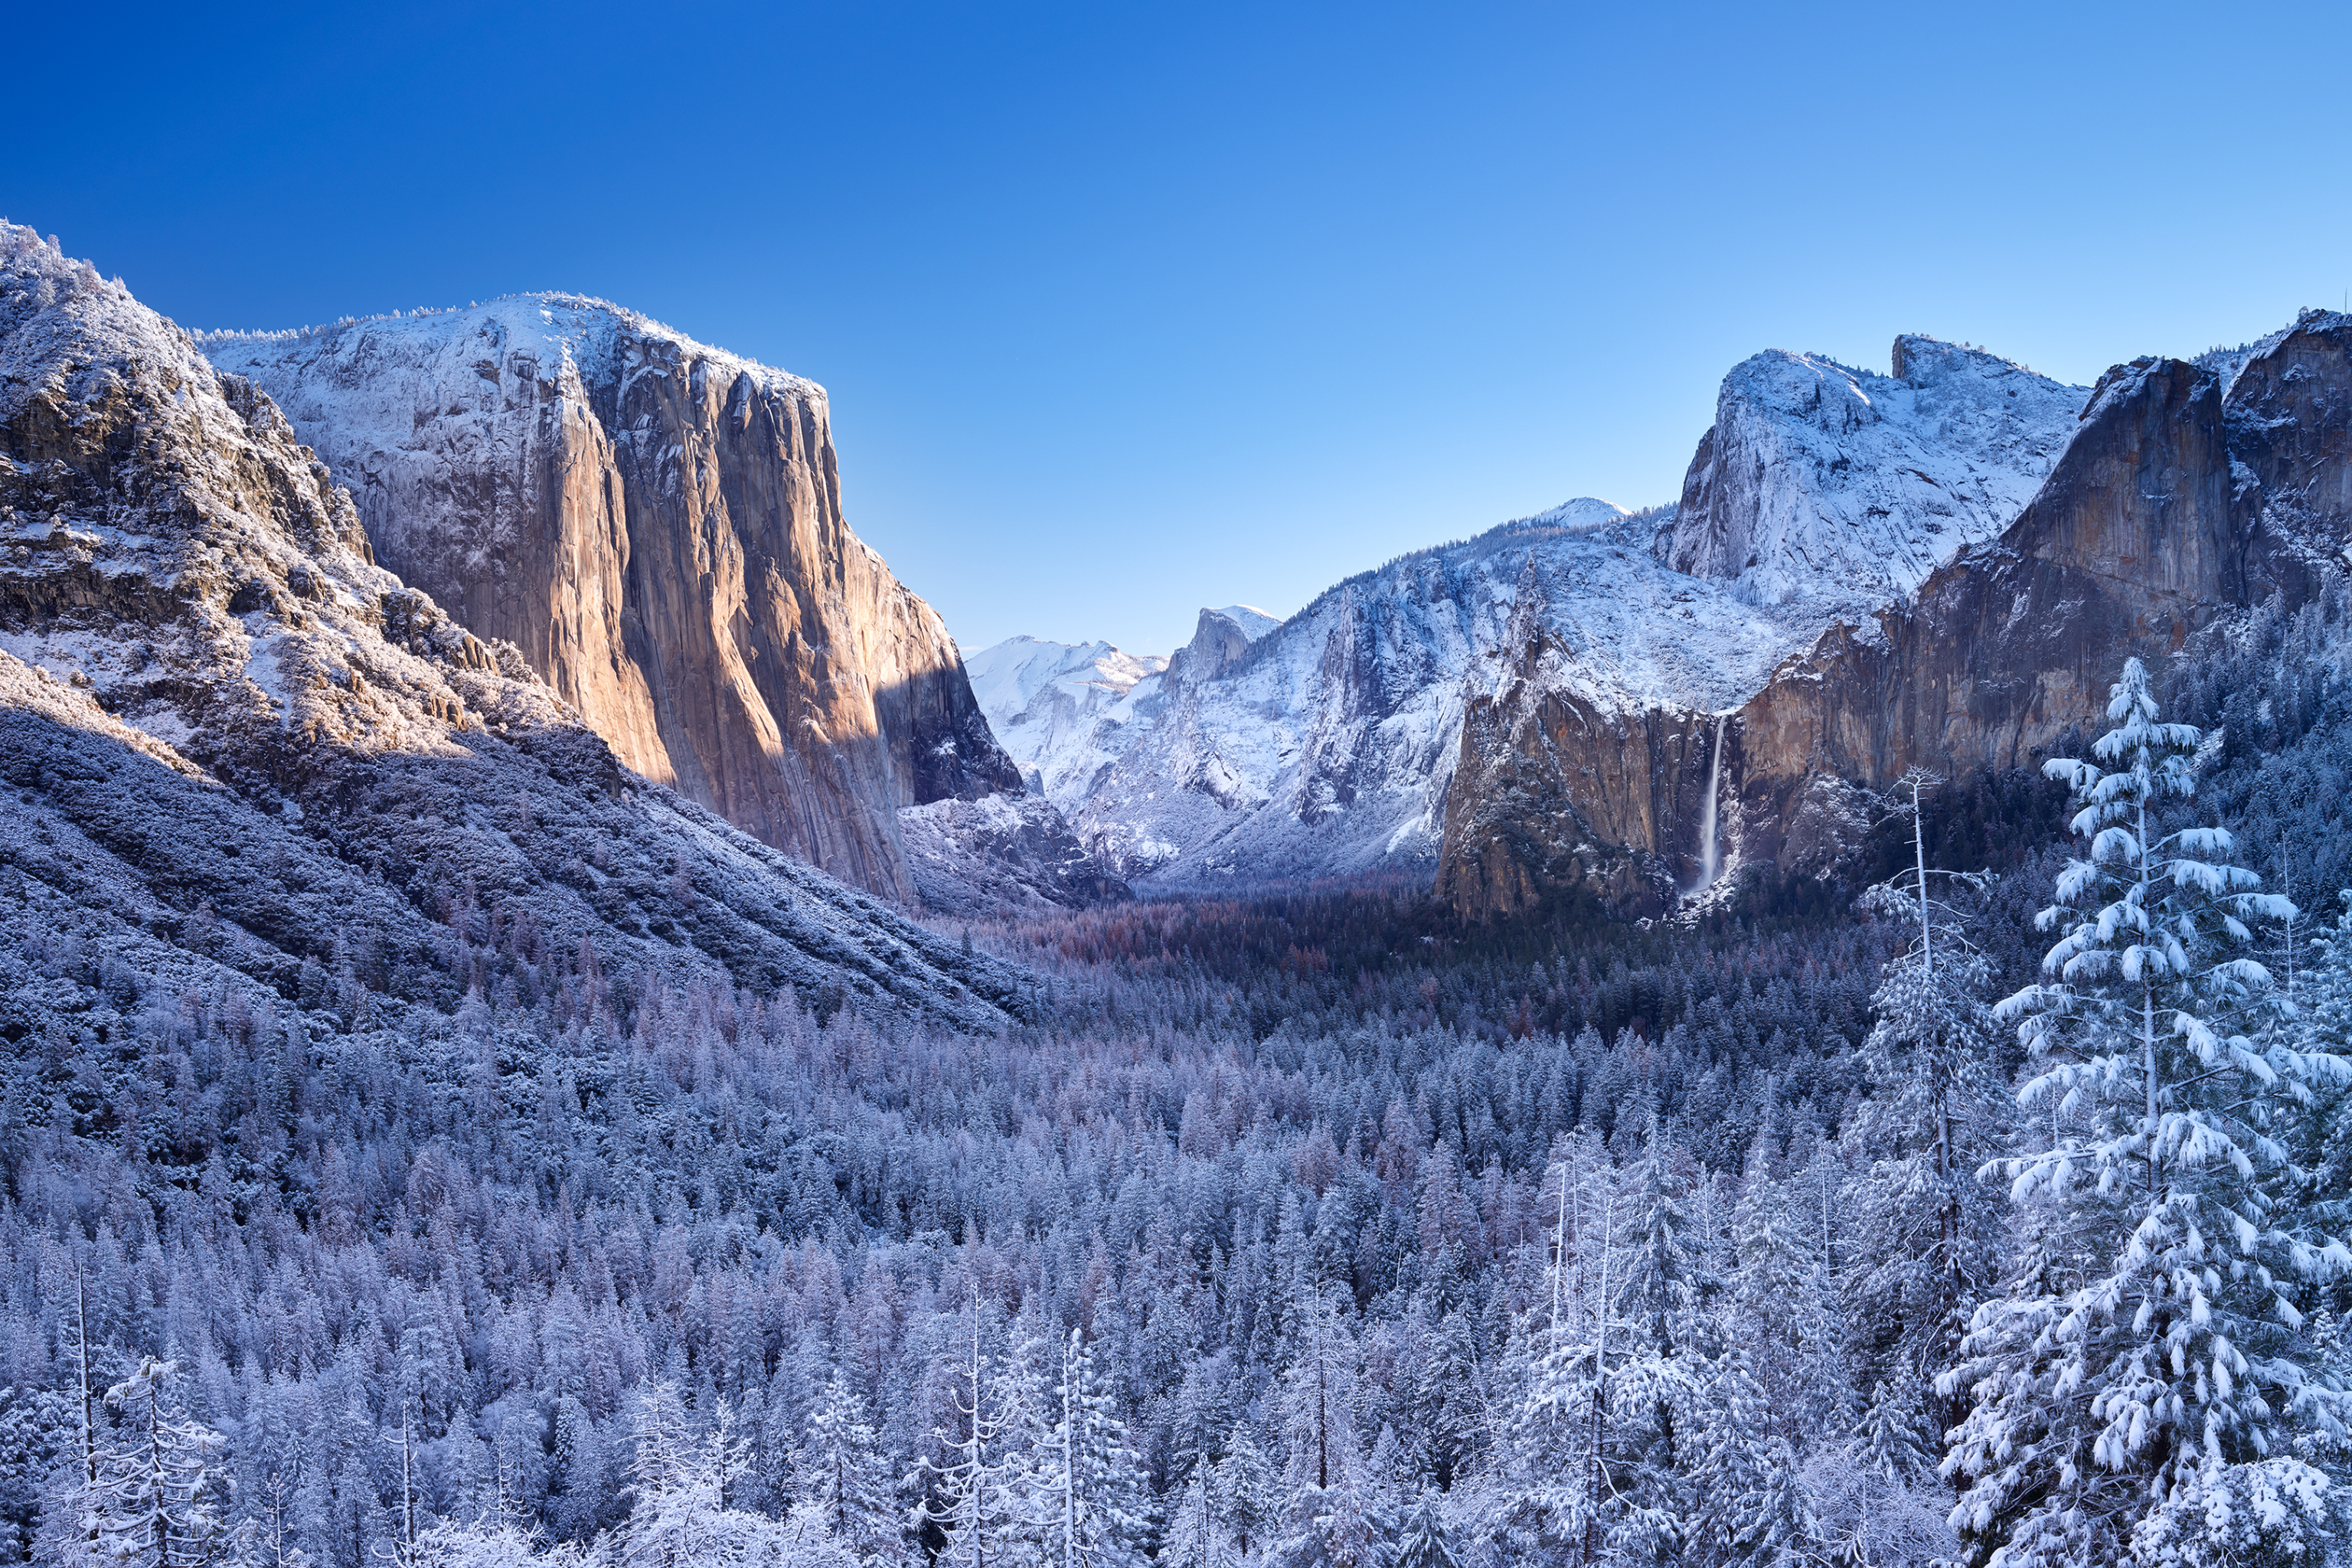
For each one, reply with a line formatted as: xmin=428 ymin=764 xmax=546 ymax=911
xmin=7 ymin=593 xmax=2352 ymax=1568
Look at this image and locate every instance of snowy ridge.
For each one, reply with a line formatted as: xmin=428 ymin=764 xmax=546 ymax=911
xmin=198 ymin=291 xmax=822 ymax=405
xmin=962 ymin=635 xmax=1168 ymax=798
xmin=1668 ymin=335 xmax=2087 ymax=609
xmin=1024 ymin=498 xmax=1838 ymax=886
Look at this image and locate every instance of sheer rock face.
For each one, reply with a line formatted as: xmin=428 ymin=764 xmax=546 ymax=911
xmin=202 ymin=299 xmax=1019 ymax=903
xmin=0 ymin=226 xmax=1031 ymax=1027
xmin=1439 ymin=315 xmax=2352 ymax=919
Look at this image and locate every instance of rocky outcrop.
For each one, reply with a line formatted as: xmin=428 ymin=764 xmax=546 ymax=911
xmin=1440 ymin=314 xmax=2352 ymax=919
xmin=897 ymin=795 xmax=1134 ymax=917
xmin=1666 ymin=336 xmax=2084 ymax=609
xmin=1436 ymin=693 xmax=1717 ymax=920
xmin=0 ymin=224 xmax=1031 ymax=1027
xmin=201 ymin=299 xmax=1021 ymax=903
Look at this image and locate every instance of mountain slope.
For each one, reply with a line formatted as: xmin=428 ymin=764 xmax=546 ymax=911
xmin=0 ymin=222 xmax=1030 ymax=1035
xmin=199 ymin=298 xmax=1020 ymax=904
xmin=1045 ymin=501 xmax=1837 ymax=886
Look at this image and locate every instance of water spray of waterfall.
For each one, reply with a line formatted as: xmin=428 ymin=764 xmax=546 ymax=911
xmin=1697 ymin=715 xmax=1727 ymax=888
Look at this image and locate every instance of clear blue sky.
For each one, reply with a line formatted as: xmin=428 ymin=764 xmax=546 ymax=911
xmin=11 ymin=2 xmax=2350 ymax=655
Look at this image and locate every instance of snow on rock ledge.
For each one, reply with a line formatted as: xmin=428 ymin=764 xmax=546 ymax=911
xmin=1668 ymin=335 xmax=2086 ymax=609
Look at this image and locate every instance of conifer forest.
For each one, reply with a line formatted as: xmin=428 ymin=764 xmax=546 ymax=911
xmin=8 ymin=590 xmax=2352 ymax=1568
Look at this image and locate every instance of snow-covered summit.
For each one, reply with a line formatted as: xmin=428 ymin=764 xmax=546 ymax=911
xmin=1668 ymin=335 xmax=2086 ymax=609
xmin=1495 ymin=496 xmax=1633 ymax=537
xmin=962 ymin=635 xmax=1168 ymax=799
xmin=1213 ymin=604 xmax=1281 ymax=639
xmin=198 ymin=292 xmax=822 ymax=407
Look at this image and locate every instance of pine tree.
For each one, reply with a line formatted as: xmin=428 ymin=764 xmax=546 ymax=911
xmin=911 ymin=1301 xmax=1048 ymax=1568
xmin=801 ymin=1373 xmax=898 ymax=1568
xmin=612 ymin=1383 xmax=779 ymax=1568
xmin=1038 ymin=1332 xmax=1143 ymax=1568
xmin=1943 ymin=658 xmax=2352 ymax=1566
xmin=46 ymin=1357 xmax=231 ymax=1568
xmin=1273 ymin=1291 xmax=1387 ymax=1568
xmin=1843 ymin=780 xmax=2010 ymax=1452
xmin=1208 ymin=1429 xmax=1277 ymax=1568
xmin=1387 ymin=1499 xmax=1456 ymax=1568
xmin=1164 ymin=1462 xmax=1216 ymax=1568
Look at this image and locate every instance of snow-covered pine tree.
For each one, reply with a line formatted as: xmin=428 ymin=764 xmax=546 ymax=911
xmin=801 ymin=1372 xmax=899 ymax=1568
xmin=911 ymin=1300 xmax=1049 ymax=1568
xmin=44 ymin=1357 xmax=231 ymax=1568
xmin=611 ymin=1383 xmax=780 ymax=1568
xmin=1843 ymin=773 xmax=2009 ymax=1452
xmin=1386 ymin=1499 xmax=1456 ymax=1568
xmin=1038 ymin=1331 xmax=1143 ymax=1568
xmin=1272 ymin=1289 xmax=1387 ymax=1568
xmin=1164 ymin=1460 xmax=1216 ymax=1568
xmin=1942 ymin=657 xmax=2352 ymax=1566
xmin=1209 ymin=1428 xmax=1277 ymax=1568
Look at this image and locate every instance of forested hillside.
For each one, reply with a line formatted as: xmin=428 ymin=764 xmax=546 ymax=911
xmin=5 ymin=586 xmax=2352 ymax=1568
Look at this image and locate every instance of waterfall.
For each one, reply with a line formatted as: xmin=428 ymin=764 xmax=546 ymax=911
xmin=1697 ymin=715 xmax=1727 ymax=887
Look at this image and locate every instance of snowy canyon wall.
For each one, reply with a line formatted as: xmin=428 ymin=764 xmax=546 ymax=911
xmin=202 ymin=301 xmax=1021 ymax=905
xmin=0 ymin=225 xmax=1031 ymax=1026
xmin=1440 ymin=315 xmax=2352 ymax=919
xmin=976 ymin=338 xmax=2090 ymax=904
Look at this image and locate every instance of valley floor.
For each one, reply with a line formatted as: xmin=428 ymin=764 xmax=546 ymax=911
xmin=7 ymin=596 xmax=2352 ymax=1568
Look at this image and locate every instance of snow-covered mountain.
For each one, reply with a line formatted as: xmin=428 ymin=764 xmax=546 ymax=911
xmin=962 ymin=635 xmax=1169 ymax=798
xmin=1013 ymin=501 xmax=1837 ymax=886
xmin=1444 ymin=319 xmax=2352 ymax=918
xmin=997 ymin=341 xmax=2090 ymax=893
xmin=0 ymin=224 xmax=1031 ymax=1024
xmin=1667 ymin=335 xmax=2086 ymax=608
xmin=198 ymin=296 xmax=1026 ymax=906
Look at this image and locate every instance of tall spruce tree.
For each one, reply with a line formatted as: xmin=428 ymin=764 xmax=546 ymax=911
xmin=1942 ymin=658 xmax=2352 ymax=1566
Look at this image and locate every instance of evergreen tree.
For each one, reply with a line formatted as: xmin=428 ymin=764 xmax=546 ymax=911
xmin=1038 ymin=1331 xmax=1143 ymax=1568
xmin=611 ymin=1384 xmax=779 ymax=1568
xmin=1944 ymin=658 xmax=2352 ymax=1566
xmin=1209 ymin=1429 xmax=1278 ymax=1568
xmin=800 ymin=1374 xmax=898 ymax=1568
xmin=1387 ymin=1499 xmax=1455 ymax=1568
xmin=911 ymin=1303 xmax=1048 ymax=1568
xmin=44 ymin=1357 xmax=231 ymax=1568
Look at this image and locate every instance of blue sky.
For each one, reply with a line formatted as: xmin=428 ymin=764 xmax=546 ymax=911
xmin=12 ymin=2 xmax=2351 ymax=654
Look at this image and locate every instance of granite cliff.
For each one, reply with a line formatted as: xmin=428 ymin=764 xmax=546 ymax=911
xmin=201 ymin=299 xmax=1027 ymax=906
xmin=1439 ymin=315 xmax=2352 ymax=918
xmin=0 ymin=224 xmax=1033 ymax=1029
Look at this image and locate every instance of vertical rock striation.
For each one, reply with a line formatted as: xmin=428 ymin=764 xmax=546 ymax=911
xmin=201 ymin=299 xmax=1019 ymax=903
xmin=0 ymin=224 xmax=1033 ymax=1024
